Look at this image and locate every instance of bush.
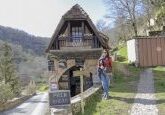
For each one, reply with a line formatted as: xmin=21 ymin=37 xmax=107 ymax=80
xmin=37 ymin=83 xmax=48 ymax=92
xmin=0 ymin=83 xmax=14 ymax=104
xmin=116 ymin=55 xmax=127 ymax=62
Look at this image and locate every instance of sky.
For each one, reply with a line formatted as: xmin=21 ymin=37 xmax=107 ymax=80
xmin=0 ymin=0 xmax=109 ymax=37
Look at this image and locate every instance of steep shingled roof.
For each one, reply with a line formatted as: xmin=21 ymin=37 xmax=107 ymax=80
xmin=46 ymin=4 xmax=110 ymax=52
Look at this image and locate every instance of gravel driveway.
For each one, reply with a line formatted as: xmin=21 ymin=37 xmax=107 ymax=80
xmin=131 ymin=69 xmax=158 ymax=115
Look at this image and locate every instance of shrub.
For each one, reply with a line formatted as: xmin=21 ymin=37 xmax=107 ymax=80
xmin=0 ymin=83 xmax=14 ymax=104
xmin=116 ymin=55 xmax=127 ymax=62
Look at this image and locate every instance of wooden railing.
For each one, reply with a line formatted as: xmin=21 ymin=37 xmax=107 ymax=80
xmin=58 ymin=36 xmax=93 ymax=48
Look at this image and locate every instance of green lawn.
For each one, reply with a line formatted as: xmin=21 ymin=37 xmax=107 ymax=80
xmin=118 ymin=46 xmax=127 ymax=59
xmin=78 ymin=63 xmax=141 ymax=115
xmin=153 ymin=66 xmax=165 ymax=114
xmin=117 ymin=46 xmax=128 ymax=63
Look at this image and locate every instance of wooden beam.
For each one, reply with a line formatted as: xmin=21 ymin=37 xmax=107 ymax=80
xmin=46 ymin=19 xmax=65 ymax=52
xmin=93 ymin=36 xmax=96 ymax=48
xmin=82 ymin=21 xmax=84 ymax=41
xmin=68 ymin=21 xmax=71 ymax=42
xmin=55 ymin=39 xmax=59 ymax=49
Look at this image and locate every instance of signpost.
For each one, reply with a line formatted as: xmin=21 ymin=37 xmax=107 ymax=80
xmin=73 ymin=68 xmax=86 ymax=114
xmin=73 ymin=69 xmax=89 ymax=77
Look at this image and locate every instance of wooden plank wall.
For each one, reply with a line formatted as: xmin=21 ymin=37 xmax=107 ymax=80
xmin=137 ymin=37 xmax=165 ymax=67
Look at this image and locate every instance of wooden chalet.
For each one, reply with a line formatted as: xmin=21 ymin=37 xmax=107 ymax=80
xmin=46 ymin=4 xmax=110 ymax=97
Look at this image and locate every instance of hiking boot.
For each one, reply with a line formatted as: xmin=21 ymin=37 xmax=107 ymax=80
xmin=105 ymin=95 xmax=112 ymax=100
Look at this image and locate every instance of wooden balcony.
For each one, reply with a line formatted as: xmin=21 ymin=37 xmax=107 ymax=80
xmin=58 ymin=35 xmax=96 ymax=50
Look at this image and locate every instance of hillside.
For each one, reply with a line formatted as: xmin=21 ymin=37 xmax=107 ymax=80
xmin=0 ymin=26 xmax=49 ymax=82
xmin=0 ymin=25 xmax=50 ymax=55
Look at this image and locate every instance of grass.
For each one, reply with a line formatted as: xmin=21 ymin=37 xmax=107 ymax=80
xmin=153 ymin=66 xmax=165 ymax=71
xmin=118 ymin=46 xmax=127 ymax=59
xmin=153 ymin=66 xmax=165 ymax=114
xmin=77 ymin=62 xmax=141 ymax=115
xmin=117 ymin=46 xmax=128 ymax=63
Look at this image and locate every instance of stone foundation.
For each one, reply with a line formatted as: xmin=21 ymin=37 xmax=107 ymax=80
xmin=51 ymin=58 xmax=98 ymax=83
xmin=0 ymin=94 xmax=34 ymax=112
xmin=50 ymin=84 xmax=102 ymax=115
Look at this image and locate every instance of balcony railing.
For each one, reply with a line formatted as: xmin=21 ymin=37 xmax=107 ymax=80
xmin=58 ymin=36 xmax=93 ymax=48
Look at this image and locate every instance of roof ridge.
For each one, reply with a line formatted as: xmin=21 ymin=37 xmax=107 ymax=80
xmin=73 ymin=4 xmax=88 ymax=15
xmin=63 ymin=4 xmax=88 ymax=18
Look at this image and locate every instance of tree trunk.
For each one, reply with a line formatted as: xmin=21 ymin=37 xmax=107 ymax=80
xmin=132 ymin=22 xmax=138 ymax=36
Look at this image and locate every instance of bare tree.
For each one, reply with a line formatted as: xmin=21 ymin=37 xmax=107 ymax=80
xmin=96 ymin=19 xmax=107 ymax=31
xmin=143 ymin=0 xmax=165 ymax=27
xmin=142 ymin=0 xmax=154 ymax=30
xmin=104 ymin=0 xmax=143 ymax=36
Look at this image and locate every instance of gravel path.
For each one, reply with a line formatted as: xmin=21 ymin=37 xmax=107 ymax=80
xmin=130 ymin=69 xmax=158 ymax=115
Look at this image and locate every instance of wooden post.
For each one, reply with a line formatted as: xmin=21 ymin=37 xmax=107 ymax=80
xmin=82 ymin=21 xmax=84 ymax=42
xmin=73 ymin=68 xmax=87 ymax=114
xmin=68 ymin=21 xmax=71 ymax=42
xmin=54 ymin=37 xmax=58 ymax=49
xmin=80 ymin=68 xmax=84 ymax=114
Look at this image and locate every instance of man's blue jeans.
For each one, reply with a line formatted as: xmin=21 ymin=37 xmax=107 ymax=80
xmin=99 ymin=70 xmax=110 ymax=97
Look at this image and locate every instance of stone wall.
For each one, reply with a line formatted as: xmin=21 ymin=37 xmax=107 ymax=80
xmin=51 ymin=84 xmax=102 ymax=115
xmin=49 ymin=51 xmax=102 ymax=114
xmin=0 ymin=94 xmax=34 ymax=112
xmin=71 ymin=85 xmax=101 ymax=115
xmin=52 ymin=59 xmax=76 ymax=82
xmin=84 ymin=59 xmax=98 ymax=75
xmin=52 ymin=58 xmax=98 ymax=83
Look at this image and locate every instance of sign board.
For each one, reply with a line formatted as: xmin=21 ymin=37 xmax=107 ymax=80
xmin=49 ymin=90 xmax=71 ymax=107
xmin=73 ymin=70 xmax=89 ymax=77
xmin=50 ymin=82 xmax=58 ymax=91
